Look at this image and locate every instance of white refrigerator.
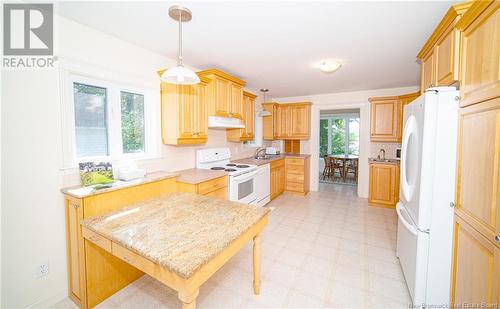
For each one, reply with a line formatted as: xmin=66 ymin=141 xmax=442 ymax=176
xmin=396 ymin=87 xmax=459 ymax=306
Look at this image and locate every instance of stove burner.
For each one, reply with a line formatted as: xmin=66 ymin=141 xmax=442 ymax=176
xmin=226 ymin=163 xmax=236 ymax=167
xmin=225 ymin=168 xmax=237 ymax=172
xmin=236 ymin=164 xmax=250 ymax=168
xmin=211 ymin=167 xmax=225 ymax=170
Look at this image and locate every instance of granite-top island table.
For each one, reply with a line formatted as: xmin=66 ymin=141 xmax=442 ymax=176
xmin=81 ymin=192 xmax=270 ymax=309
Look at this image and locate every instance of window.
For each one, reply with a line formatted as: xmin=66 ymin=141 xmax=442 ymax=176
xmin=319 ymin=113 xmax=360 ymax=156
xmin=68 ymin=75 xmax=158 ymax=164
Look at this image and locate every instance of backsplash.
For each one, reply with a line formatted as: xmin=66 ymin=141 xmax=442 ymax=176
xmin=370 ymin=142 xmax=401 ymax=159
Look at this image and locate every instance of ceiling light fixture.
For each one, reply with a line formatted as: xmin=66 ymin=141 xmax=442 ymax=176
xmin=317 ymin=59 xmax=342 ymax=73
xmin=161 ymin=5 xmax=200 ymax=85
xmin=257 ymin=89 xmax=272 ymax=117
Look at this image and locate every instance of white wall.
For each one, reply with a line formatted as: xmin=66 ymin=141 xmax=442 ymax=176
xmin=273 ymin=86 xmax=419 ymax=197
xmin=1 ymin=15 xmax=262 ymax=308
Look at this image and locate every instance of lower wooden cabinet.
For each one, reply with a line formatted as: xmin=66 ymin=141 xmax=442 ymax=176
xmin=285 ymin=157 xmax=310 ymax=195
xmin=270 ymin=158 xmax=285 ymax=200
xmin=450 ymin=215 xmax=499 ymax=305
xmin=176 ymin=176 xmax=228 ymax=199
xmin=368 ymin=162 xmax=400 ymax=208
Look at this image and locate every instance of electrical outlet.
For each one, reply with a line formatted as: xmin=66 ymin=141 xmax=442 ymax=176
xmin=35 ymin=261 xmax=49 ymax=278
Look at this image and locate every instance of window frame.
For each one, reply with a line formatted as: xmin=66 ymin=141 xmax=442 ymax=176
xmin=67 ymin=74 xmax=159 ymax=165
xmin=320 ymin=113 xmax=360 ymax=156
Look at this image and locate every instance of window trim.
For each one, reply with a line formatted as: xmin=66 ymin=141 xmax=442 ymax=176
xmin=320 ymin=114 xmax=360 ymax=156
xmin=64 ymin=73 xmax=159 ymax=167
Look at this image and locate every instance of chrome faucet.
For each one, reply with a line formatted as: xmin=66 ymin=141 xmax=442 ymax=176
xmin=254 ymin=147 xmax=267 ymax=159
xmin=377 ymin=148 xmax=386 ymax=160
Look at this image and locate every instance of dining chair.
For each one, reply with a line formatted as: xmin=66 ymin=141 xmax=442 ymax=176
xmin=332 ymin=158 xmax=345 ymax=180
xmin=345 ymin=159 xmax=358 ymax=183
xmin=322 ymin=155 xmax=333 ymax=180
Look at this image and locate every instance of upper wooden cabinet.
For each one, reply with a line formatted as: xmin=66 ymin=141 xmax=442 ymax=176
xmin=417 ymin=2 xmax=471 ymax=93
xmin=198 ymin=69 xmax=246 ymax=119
xmin=370 ymin=92 xmax=419 ymax=143
xmin=263 ymin=102 xmax=312 ymax=140
xmin=227 ymin=91 xmax=256 ymax=142
xmin=456 ymin=1 xmax=500 ymax=107
xmin=160 ymin=77 xmax=209 ymax=145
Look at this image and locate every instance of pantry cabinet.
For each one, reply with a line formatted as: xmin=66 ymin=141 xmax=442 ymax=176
xmin=416 ymin=2 xmax=471 ymax=93
xmin=160 ymin=77 xmax=209 ymax=145
xmin=198 ymin=69 xmax=246 ymax=119
xmin=368 ymin=162 xmax=399 ymax=208
xmin=263 ymin=102 xmax=312 ymax=140
xmin=270 ymin=158 xmax=285 ymax=200
xmin=227 ymin=91 xmax=256 ymax=142
xmin=449 ymin=1 xmax=500 ymax=304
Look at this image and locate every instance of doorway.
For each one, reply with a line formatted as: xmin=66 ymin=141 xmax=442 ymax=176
xmin=319 ymin=109 xmax=360 ymax=186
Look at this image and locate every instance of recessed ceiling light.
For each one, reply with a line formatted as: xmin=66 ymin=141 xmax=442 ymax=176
xmin=317 ymin=59 xmax=342 ymax=73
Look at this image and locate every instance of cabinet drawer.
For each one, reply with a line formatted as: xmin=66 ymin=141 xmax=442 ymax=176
xmin=204 ymin=187 xmax=227 ymax=199
xmin=286 ymin=181 xmax=305 ymax=192
xmin=287 ymin=173 xmax=304 ymax=183
xmin=286 ymin=164 xmax=304 ymax=175
xmin=286 ymin=158 xmax=304 ymax=166
xmin=112 ymin=243 xmax=156 ymax=275
xmin=82 ymin=227 xmax=111 ymax=252
xmin=270 ymin=158 xmax=285 ymax=169
xmin=198 ymin=176 xmax=227 ymax=195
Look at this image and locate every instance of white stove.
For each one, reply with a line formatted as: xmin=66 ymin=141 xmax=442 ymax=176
xmin=196 ymin=148 xmax=259 ymax=205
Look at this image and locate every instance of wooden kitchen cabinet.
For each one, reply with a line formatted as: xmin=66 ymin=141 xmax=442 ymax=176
xmin=263 ymin=102 xmax=312 ymax=140
xmin=160 ymin=77 xmax=209 ymax=145
xmin=270 ymin=158 xmax=285 ymax=200
xmin=198 ymin=69 xmax=246 ymax=119
xmin=63 ymin=177 xmax=177 ymax=308
xmin=456 ymin=0 xmax=500 ymax=107
xmin=417 ymin=2 xmax=471 ymax=93
xmin=450 ymin=215 xmax=500 ymax=305
xmin=176 ymin=175 xmax=228 ymax=199
xmin=285 ymin=156 xmax=310 ymax=196
xmin=368 ymin=162 xmax=400 ymax=208
xmin=370 ymin=92 xmax=419 ymax=143
xmin=227 ymin=91 xmax=256 ymax=142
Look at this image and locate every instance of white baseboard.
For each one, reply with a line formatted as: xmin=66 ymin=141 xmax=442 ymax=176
xmin=26 ymin=288 xmax=68 ymax=309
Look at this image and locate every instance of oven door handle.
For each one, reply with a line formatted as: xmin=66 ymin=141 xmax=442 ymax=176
xmin=232 ymin=171 xmax=257 ymax=181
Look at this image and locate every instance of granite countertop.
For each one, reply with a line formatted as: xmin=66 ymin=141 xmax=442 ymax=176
xmin=233 ymin=153 xmax=311 ymax=166
xmin=176 ymin=168 xmax=228 ymax=184
xmin=81 ymin=192 xmax=270 ymax=278
xmin=61 ymin=171 xmax=178 ymax=199
xmin=368 ymin=158 xmax=400 ymax=165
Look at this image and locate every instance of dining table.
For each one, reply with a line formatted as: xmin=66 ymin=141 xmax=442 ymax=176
xmin=328 ymin=155 xmax=359 ymax=181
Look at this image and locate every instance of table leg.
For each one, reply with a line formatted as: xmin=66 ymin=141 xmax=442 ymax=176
xmin=178 ymin=289 xmax=199 ymax=309
xmin=253 ymin=234 xmax=261 ymax=295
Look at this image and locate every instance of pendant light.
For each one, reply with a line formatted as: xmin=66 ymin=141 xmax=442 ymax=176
xmin=161 ymin=5 xmax=200 ymax=85
xmin=257 ymin=88 xmax=272 ymax=117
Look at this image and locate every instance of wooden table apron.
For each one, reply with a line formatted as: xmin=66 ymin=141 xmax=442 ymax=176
xmin=81 ymin=213 xmax=269 ymax=309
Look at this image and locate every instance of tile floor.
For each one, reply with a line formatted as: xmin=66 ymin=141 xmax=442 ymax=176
xmin=52 ymin=183 xmax=410 ymax=309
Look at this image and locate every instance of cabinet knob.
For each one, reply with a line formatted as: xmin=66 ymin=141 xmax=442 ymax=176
xmin=495 ymin=235 xmax=500 ymax=243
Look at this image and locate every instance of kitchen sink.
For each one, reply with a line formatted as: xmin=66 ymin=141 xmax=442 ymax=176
xmin=254 ymin=155 xmax=271 ymax=160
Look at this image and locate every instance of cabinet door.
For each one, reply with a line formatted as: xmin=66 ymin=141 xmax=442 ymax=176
xmin=397 ymin=93 xmax=419 ymax=141
xmin=436 ymin=28 xmax=460 ymax=86
xmin=421 ymin=50 xmax=436 ymax=93
xmin=370 ymin=99 xmax=399 ymax=142
xmin=262 ymin=103 xmax=275 ymax=140
xmin=290 ymin=104 xmax=310 ymax=139
xmin=66 ymin=199 xmax=84 ymax=302
xmin=193 ymin=83 xmax=208 ymax=139
xmin=277 ymin=106 xmax=290 ymax=138
xmin=368 ymin=163 xmax=398 ymax=207
xmin=459 ymin=2 xmax=500 ymax=107
xmin=270 ymin=167 xmax=278 ymax=200
xmin=278 ymin=165 xmax=286 ymax=194
xmin=178 ymin=85 xmax=195 ymax=138
xmin=214 ymin=78 xmax=230 ymax=117
xmin=456 ymin=98 xmax=500 ymax=244
xmin=244 ymin=95 xmax=255 ymax=138
xmin=451 ymin=215 xmax=499 ymax=305
xmin=229 ymin=83 xmax=243 ymax=119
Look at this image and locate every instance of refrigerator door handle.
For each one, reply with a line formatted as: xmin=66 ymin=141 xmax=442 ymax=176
xmin=396 ymin=203 xmax=418 ymax=236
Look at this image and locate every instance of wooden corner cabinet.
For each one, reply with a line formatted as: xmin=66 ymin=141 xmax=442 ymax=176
xmin=197 ymin=69 xmax=246 ymax=119
xmin=262 ymin=102 xmax=312 ymax=140
xmin=369 ymin=92 xmax=419 ymax=142
xmin=416 ymin=2 xmax=472 ymax=92
xmin=368 ymin=162 xmax=400 ymax=208
xmin=160 ymin=76 xmax=209 ymax=145
xmin=227 ymin=91 xmax=256 ymax=142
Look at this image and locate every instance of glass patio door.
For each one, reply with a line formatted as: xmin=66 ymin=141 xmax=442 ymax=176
xmin=320 ymin=115 xmax=359 ymax=156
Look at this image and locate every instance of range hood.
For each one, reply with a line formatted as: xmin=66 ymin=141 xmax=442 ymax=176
xmin=208 ymin=116 xmax=245 ymax=129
